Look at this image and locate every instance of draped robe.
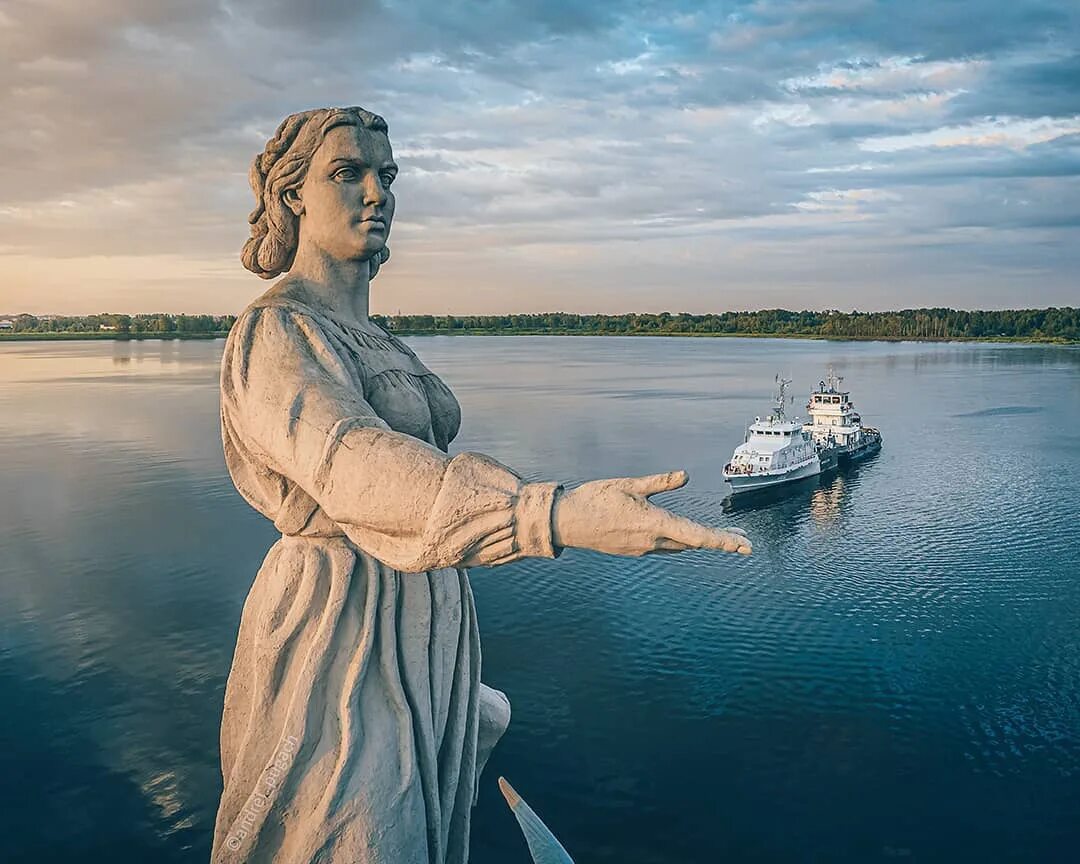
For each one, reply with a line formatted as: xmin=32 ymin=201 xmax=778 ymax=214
xmin=211 ymin=297 xmax=561 ymax=863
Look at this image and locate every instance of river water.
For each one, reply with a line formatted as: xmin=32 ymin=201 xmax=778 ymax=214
xmin=0 ymin=336 xmax=1077 ymax=863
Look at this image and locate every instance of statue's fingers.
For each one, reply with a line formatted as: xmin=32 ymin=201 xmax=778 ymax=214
xmin=693 ymin=528 xmax=752 ymax=555
xmin=620 ymin=469 xmax=689 ymax=498
xmin=716 ymin=530 xmax=753 ymax=555
xmin=651 ymin=510 xmax=715 ymax=546
xmin=653 ymin=509 xmax=752 ymax=555
xmin=649 ymin=537 xmax=691 ymax=553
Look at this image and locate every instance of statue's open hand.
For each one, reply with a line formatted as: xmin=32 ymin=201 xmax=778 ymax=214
xmin=551 ymin=470 xmax=751 ymax=557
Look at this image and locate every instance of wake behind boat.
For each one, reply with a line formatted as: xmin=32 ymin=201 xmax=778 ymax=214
xmin=723 ymin=377 xmax=822 ymax=494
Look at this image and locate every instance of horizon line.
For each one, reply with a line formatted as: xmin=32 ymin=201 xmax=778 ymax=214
xmin=2 ymin=305 xmax=1078 ymax=318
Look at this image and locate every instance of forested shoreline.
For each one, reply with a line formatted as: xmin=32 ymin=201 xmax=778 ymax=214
xmin=1 ymin=308 xmax=1077 ymax=343
xmin=0 ymin=313 xmax=236 ymax=337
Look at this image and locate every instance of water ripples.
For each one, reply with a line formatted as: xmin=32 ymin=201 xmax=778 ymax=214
xmin=2 ymin=337 xmax=1079 ymax=862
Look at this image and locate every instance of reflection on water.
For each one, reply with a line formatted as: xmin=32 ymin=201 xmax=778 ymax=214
xmin=1 ymin=337 xmax=1079 ymax=863
xmin=810 ymin=474 xmax=847 ymax=528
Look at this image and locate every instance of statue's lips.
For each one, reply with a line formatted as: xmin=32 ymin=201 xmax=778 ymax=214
xmin=356 ymin=217 xmax=386 ymax=230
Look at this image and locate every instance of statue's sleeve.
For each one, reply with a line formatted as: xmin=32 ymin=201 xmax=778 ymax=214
xmin=222 ymin=305 xmax=561 ymax=571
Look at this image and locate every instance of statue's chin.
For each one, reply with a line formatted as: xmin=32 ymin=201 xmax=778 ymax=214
xmin=339 ymin=246 xmax=380 ymax=265
xmin=300 ymin=234 xmax=386 ymax=267
xmin=356 ymin=238 xmax=387 ymax=262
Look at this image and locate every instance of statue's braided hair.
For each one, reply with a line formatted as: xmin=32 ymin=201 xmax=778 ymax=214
xmin=241 ymin=107 xmax=391 ymax=280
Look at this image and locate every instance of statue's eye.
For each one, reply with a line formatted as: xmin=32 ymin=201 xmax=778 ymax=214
xmin=380 ymin=172 xmax=395 ymax=189
xmin=334 ymin=167 xmax=359 ymax=181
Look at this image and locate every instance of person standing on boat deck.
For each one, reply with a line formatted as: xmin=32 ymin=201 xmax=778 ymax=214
xmin=212 ymin=106 xmax=752 ymax=864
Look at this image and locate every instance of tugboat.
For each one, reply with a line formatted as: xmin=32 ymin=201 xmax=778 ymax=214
xmin=723 ymin=377 xmax=822 ymax=494
xmin=803 ymin=368 xmax=882 ymax=464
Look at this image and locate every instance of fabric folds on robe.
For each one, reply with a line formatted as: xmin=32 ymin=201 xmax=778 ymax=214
xmin=211 ymin=299 xmax=560 ymax=864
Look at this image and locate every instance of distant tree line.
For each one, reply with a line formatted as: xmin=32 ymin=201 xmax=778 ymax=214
xmin=0 ymin=313 xmax=236 ymax=334
xmin=372 ymin=308 xmax=1080 ymax=342
xmin=2 ymin=308 xmax=1077 ymax=342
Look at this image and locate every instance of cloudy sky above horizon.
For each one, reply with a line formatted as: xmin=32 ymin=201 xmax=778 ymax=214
xmin=1 ymin=0 xmax=1078 ymax=315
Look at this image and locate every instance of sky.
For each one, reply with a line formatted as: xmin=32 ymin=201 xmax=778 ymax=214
xmin=0 ymin=0 xmax=1078 ymax=315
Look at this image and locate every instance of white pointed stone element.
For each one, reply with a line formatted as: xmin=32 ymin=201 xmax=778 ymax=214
xmin=499 ymin=777 xmax=575 ymax=864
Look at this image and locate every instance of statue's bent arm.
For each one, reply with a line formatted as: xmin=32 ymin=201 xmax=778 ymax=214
xmin=222 ymin=304 xmax=560 ymax=573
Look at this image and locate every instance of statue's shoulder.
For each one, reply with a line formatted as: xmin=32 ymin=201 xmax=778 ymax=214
xmin=225 ymin=287 xmax=337 ymax=366
xmin=233 ymin=284 xmax=340 ymax=342
xmin=243 ymin=280 xmax=324 ymax=320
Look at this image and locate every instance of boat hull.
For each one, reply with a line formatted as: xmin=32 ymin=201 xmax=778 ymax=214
xmin=817 ymin=445 xmax=840 ymax=474
xmin=839 ymin=434 xmax=882 ymax=465
xmin=724 ymin=458 xmax=821 ymax=494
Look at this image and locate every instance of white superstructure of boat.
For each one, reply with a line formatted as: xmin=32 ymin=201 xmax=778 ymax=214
xmin=803 ymin=368 xmax=882 ymax=463
xmin=723 ymin=377 xmax=822 ymax=494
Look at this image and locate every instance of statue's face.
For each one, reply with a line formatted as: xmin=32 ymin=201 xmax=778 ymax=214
xmin=294 ymin=124 xmax=397 ymax=264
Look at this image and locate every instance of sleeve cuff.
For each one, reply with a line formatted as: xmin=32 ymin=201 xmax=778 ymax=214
xmin=513 ymin=481 xmax=563 ymax=559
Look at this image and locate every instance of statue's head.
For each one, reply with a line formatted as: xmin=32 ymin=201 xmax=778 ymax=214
xmin=242 ymin=106 xmax=396 ymax=280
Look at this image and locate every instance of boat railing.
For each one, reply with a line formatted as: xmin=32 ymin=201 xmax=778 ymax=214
xmin=726 ymin=453 xmax=818 ymax=478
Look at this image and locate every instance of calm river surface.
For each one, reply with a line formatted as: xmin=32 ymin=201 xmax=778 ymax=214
xmin=1 ymin=336 xmax=1078 ymax=863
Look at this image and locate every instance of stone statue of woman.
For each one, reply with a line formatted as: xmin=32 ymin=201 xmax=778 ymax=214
xmin=212 ymin=105 xmax=751 ymax=864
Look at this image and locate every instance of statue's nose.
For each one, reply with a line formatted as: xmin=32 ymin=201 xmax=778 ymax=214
xmin=363 ymin=171 xmax=387 ymax=207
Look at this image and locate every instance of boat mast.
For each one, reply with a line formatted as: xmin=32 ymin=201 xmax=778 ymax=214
xmin=773 ymin=374 xmax=792 ymax=420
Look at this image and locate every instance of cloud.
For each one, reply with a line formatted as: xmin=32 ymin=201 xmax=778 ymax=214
xmin=0 ymin=0 xmax=1079 ymax=315
xmin=782 ymin=55 xmax=986 ymax=93
xmin=860 ymin=115 xmax=1080 ymax=152
xmin=791 ymin=187 xmax=901 ymax=215
xmin=753 ymin=90 xmax=963 ymax=131
xmin=806 ymin=162 xmax=880 ymax=173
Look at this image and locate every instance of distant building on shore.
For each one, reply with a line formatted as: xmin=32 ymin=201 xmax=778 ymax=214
xmin=0 ymin=319 xmax=14 ymax=330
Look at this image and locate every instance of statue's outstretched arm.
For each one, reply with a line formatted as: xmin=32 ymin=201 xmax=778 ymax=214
xmin=224 ymin=305 xmax=749 ymax=574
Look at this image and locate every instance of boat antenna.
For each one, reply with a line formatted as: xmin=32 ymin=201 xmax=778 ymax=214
xmin=774 ymin=376 xmax=791 ymax=420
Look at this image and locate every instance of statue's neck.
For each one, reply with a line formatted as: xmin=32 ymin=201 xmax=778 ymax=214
xmin=288 ymin=243 xmax=371 ymax=325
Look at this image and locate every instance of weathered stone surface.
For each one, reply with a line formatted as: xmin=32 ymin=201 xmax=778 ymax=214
xmin=212 ymin=106 xmax=750 ymax=864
